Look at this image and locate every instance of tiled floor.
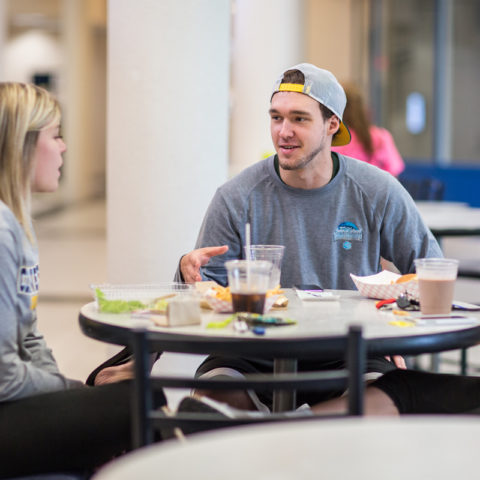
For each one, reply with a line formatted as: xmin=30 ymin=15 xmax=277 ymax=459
xmin=34 ymin=199 xmax=480 ymax=401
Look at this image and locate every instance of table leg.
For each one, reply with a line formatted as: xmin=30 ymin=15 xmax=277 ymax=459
xmin=460 ymin=348 xmax=468 ymax=375
xmin=272 ymin=358 xmax=297 ymax=413
xmin=430 ymin=353 xmax=440 ymax=372
xmin=131 ymin=328 xmax=153 ymax=448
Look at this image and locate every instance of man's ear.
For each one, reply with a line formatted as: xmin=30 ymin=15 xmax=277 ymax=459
xmin=328 ymin=115 xmax=341 ymax=137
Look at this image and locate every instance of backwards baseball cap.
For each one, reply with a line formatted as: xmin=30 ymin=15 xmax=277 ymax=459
xmin=271 ymin=63 xmax=351 ymax=147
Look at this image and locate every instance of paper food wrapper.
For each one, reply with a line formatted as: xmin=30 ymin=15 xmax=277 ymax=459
xmin=350 ymin=271 xmax=419 ymax=300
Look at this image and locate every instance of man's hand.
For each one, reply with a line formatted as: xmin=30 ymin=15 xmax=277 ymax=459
xmin=180 ymin=245 xmax=229 ymax=283
xmin=93 ymin=361 xmax=134 ymax=386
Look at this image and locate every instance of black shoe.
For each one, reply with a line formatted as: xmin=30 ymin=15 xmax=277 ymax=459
xmin=176 ymin=396 xmax=230 ymax=435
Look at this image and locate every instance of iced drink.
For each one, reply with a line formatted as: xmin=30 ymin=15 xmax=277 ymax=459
xmin=225 ymin=260 xmax=272 ymax=314
xmin=231 ymin=292 xmax=266 ymax=314
xmin=414 ymin=258 xmax=458 ymax=315
xmin=244 ymin=245 xmax=285 ymax=289
xmin=417 ymin=278 xmax=456 ymax=314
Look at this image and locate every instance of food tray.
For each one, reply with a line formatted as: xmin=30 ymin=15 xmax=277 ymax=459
xmin=350 ymin=272 xmax=419 ymax=300
xmin=91 ymin=283 xmax=193 ymax=311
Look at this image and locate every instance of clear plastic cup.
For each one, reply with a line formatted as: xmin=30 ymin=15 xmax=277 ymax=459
xmin=225 ymin=259 xmax=272 ymax=314
xmin=414 ymin=258 xmax=459 ymax=314
xmin=244 ymin=245 xmax=285 ymax=289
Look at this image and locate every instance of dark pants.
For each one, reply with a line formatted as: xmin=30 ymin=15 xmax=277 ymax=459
xmin=197 ymin=355 xmax=396 ymax=409
xmin=372 ymin=369 xmax=480 ymax=414
xmin=0 ymin=381 xmax=164 ymax=479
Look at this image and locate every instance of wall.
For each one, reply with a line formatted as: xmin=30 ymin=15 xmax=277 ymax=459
xmin=401 ymin=163 xmax=480 ymax=207
xmin=305 ymin=0 xmax=367 ymax=82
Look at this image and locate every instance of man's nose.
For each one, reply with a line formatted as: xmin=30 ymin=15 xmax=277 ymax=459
xmin=279 ymin=120 xmax=293 ymax=137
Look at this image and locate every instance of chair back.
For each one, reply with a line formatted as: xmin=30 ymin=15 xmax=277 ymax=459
xmin=399 ymin=176 xmax=445 ymax=201
xmin=130 ymin=325 xmax=366 ymax=448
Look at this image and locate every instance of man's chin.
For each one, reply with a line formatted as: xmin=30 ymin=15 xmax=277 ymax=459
xmin=278 ymin=157 xmax=310 ymax=171
xmin=279 ymin=163 xmax=300 ymax=171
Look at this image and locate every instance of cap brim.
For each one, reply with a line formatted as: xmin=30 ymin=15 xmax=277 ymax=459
xmin=332 ymin=122 xmax=351 ymax=147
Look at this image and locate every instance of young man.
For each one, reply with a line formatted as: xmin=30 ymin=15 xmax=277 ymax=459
xmin=175 ymin=63 xmax=442 ymax=411
xmin=177 ymin=63 xmax=441 ymax=289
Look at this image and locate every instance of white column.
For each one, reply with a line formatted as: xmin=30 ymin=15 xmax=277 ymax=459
xmin=58 ymin=0 xmax=107 ymax=206
xmin=229 ymin=0 xmax=305 ymax=176
xmin=61 ymin=0 xmax=96 ymax=203
xmin=433 ymin=0 xmax=453 ymax=166
xmin=107 ymin=0 xmax=230 ymax=283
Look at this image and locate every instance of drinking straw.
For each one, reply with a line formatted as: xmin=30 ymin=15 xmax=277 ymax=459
xmin=245 ymin=223 xmax=251 ymax=260
xmin=245 ymin=223 xmax=251 ymax=286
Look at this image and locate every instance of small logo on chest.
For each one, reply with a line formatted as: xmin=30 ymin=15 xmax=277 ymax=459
xmin=334 ymin=222 xmax=362 ymax=249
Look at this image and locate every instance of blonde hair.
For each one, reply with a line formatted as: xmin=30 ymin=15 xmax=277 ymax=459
xmin=341 ymin=83 xmax=373 ymax=155
xmin=0 ymin=83 xmax=61 ymax=241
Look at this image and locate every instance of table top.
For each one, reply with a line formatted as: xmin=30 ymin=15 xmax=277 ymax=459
xmin=93 ymin=415 xmax=480 ymax=480
xmin=417 ymin=200 xmax=480 ymax=236
xmin=79 ymin=289 xmax=480 ymax=358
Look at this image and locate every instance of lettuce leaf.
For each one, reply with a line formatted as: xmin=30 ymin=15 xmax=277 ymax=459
xmin=96 ymin=288 xmax=147 ymax=313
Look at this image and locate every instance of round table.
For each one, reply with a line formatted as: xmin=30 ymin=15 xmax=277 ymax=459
xmin=79 ymin=289 xmax=480 ymax=359
xmin=93 ymin=416 xmax=480 ymax=479
xmin=80 ymin=289 xmax=480 ymax=415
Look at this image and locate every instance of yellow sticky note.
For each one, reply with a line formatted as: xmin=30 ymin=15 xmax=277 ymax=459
xmin=389 ymin=320 xmax=415 ymax=328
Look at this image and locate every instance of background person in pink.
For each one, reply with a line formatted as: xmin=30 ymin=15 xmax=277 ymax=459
xmin=332 ymin=83 xmax=405 ymax=177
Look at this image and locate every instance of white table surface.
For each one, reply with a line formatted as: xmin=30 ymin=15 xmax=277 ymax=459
xmin=80 ymin=289 xmax=480 ymax=343
xmin=417 ymin=200 xmax=480 ymax=233
xmin=93 ymin=416 xmax=480 ymax=479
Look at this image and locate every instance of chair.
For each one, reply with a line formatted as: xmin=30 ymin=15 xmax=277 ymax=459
xmin=129 ymin=325 xmax=366 ymax=448
xmin=398 ymin=176 xmax=445 ymax=201
xmin=457 ymin=259 xmax=480 ymax=280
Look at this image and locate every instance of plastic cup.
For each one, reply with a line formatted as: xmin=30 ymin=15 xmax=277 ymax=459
xmin=414 ymin=258 xmax=459 ymax=314
xmin=225 ymin=259 xmax=272 ymax=314
xmin=244 ymin=245 xmax=285 ymax=289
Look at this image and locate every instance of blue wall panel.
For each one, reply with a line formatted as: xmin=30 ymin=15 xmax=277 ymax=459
xmin=401 ymin=163 xmax=480 ymax=207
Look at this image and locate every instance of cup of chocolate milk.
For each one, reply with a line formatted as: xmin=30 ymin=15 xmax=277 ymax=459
xmin=414 ymin=258 xmax=459 ymax=314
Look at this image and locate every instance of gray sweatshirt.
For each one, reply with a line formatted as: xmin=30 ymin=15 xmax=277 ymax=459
xmin=177 ymin=154 xmax=442 ymax=288
xmin=0 ymin=200 xmax=82 ymax=401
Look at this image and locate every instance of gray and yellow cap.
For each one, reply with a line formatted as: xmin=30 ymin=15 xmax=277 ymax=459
xmin=271 ymin=63 xmax=351 ymax=146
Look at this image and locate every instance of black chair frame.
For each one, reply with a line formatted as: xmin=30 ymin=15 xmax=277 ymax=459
xmin=130 ymin=325 xmax=366 ymax=448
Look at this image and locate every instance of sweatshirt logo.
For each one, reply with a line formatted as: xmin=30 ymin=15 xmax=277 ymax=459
xmin=17 ymin=264 xmax=39 ymax=295
xmin=334 ymin=222 xmax=362 ymax=250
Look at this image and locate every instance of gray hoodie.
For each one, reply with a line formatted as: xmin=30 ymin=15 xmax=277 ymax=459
xmin=176 ymin=154 xmax=442 ymax=288
xmin=0 ymin=201 xmax=81 ymax=401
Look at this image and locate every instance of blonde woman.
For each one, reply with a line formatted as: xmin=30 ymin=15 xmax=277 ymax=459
xmin=0 ymin=83 xmax=166 ymax=478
